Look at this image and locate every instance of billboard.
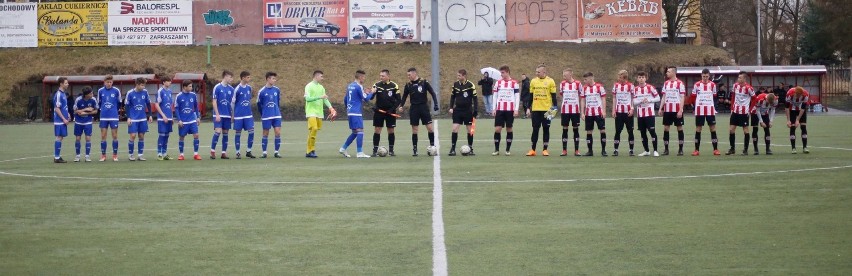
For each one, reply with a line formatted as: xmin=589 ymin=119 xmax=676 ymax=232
xmin=506 ymin=0 xmax=578 ymax=41
xmin=108 ymin=0 xmax=193 ymax=46
xmin=0 ymin=3 xmax=38 ymax=47
xmin=192 ymin=0 xmax=263 ymax=45
xmin=37 ymin=1 xmax=108 ymax=47
xmin=420 ymin=0 xmax=506 ymax=42
xmin=578 ymin=0 xmax=663 ymax=39
xmin=263 ymin=0 xmax=349 ymax=44
xmin=349 ymin=0 xmax=417 ymax=42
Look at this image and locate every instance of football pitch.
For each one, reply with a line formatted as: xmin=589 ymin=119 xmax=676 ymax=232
xmin=1 ymin=115 xmax=851 ymax=274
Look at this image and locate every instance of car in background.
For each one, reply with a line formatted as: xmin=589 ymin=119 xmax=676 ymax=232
xmin=297 ymin=18 xmax=340 ymax=37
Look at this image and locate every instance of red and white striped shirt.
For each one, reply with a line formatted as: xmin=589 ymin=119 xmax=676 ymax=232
xmin=661 ymin=79 xmax=685 ymax=113
xmin=612 ymin=81 xmax=634 ymax=113
xmin=785 ymin=88 xmax=810 ymax=111
xmin=633 ymin=84 xmax=659 ymax=118
xmin=730 ymin=82 xmax=755 ymax=114
xmin=751 ymin=93 xmax=777 ymax=116
xmin=493 ymin=79 xmax=520 ymax=112
xmin=581 ymin=83 xmax=606 ymax=116
xmin=692 ymin=81 xmax=717 ymax=116
xmin=560 ymin=80 xmax=582 ymax=114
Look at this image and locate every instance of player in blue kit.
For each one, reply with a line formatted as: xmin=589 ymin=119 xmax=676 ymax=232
xmin=73 ymin=87 xmax=98 ymax=162
xmin=338 ymin=70 xmax=374 ymax=158
xmin=257 ymin=72 xmax=283 ymax=158
xmin=232 ymin=71 xmax=256 ymax=159
xmin=211 ymin=70 xmax=235 ymax=159
xmin=124 ymin=77 xmax=153 ymax=161
xmin=52 ymin=77 xmax=71 ymax=163
xmin=175 ymin=80 xmax=202 ymax=161
xmin=97 ymin=75 xmax=121 ymax=162
xmin=154 ymin=76 xmax=175 ymax=161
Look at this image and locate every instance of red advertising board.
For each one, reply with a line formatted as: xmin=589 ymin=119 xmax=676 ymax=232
xmin=262 ymin=0 xmax=349 ymax=44
xmin=506 ymin=0 xmax=579 ymax=41
xmin=578 ymin=0 xmax=662 ymax=39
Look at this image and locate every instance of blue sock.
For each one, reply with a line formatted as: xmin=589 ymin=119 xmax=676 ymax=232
xmin=157 ymin=135 xmax=163 ymax=155
xmin=162 ymin=134 xmax=169 ymax=155
xmin=193 ymin=138 xmax=200 ymax=153
xmin=100 ymin=141 xmax=107 ymax=154
xmin=274 ymin=136 xmax=281 ymax=152
xmin=211 ymin=132 xmax=220 ymax=151
xmin=112 ymin=140 xmax=119 ymax=155
xmin=138 ymin=140 xmax=144 ymax=155
xmin=85 ymin=141 xmax=91 ymax=156
xmin=343 ymin=132 xmax=356 ymax=150
xmin=54 ymin=140 xmax=61 ymax=158
xmin=356 ymin=132 xmax=364 ymax=153
xmin=235 ymin=133 xmax=242 ymax=152
xmin=247 ymin=131 xmax=254 ymax=151
xmin=222 ymin=134 xmax=229 ymax=152
xmin=128 ymin=140 xmax=134 ymax=155
xmin=179 ymin=140 xmax=185 ymax=154
xmin=75 ymin=140 xmax=81 ymax=155
xmin=262 ymin=136 xmax=268 ymax=152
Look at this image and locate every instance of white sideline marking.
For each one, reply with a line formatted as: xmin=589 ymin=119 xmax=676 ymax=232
xmin=432 ymin=120 xmax=448 ymax=276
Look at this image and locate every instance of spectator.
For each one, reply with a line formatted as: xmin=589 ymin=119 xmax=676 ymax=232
xmin=478 ymin=72 xmax=494 ymax=116
xmin=520 ymin=74 xmax=531 ymax=118
xmin=716 ymin=83 xmax=730 ymax=113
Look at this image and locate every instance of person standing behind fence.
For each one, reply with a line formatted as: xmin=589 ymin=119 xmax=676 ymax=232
xmin=478 ymin=72 xmax=494 ymax=116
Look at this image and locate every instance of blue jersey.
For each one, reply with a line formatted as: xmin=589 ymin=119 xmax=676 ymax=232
xmin=212 ymin=82 xmax=234 ymax=118
xmin=53 ymin=90 xmax=70 ymax=125
xmin=344 ymin=81 xmax=373 ymax=116
xmin=155 ymin=87 xmax=174 ymax=120
xmin=73 ymin=96 xmax=98 ymax=125
xmin=257 ymin=85 xmax=281 ymax=120
xmin=97 ymin=87 xmax=121 ymax=121
xmin=232 ymin=83 xmax=254 ymax=119
xmin=174 ymin=92 xmax=200 ymax=124
xmin=124 ymin=89 xmax=151 ymax=123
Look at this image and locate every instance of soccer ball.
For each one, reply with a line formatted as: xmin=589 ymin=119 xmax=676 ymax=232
xmin=377 ymin=146 xmax=389 ymax=157
xmin=460 ymin=145 xmax=471 ymax=156
xmin=427 ymin=146 xmax=438 ymax=156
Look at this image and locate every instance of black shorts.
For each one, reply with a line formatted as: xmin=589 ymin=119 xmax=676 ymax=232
xmin=494 ymin=111 xmax=515 ymax=128
xmin=561 ymin=113 xmax=580 ymax=127
xmin=452 ymin=110 xmax=473 ymax=125
xmin=615 ymin=113 xmax=634 ymax=130
xmin=373 ymin=111 xmax=397 ymax=128
xmin=637 ymin=116 xmax=655 ymax=131
xmin=585 ymin=115 xmax=606 ymax=131
xmin=409 ymin=105 xmax=432 ymax=126
xmin=788 ymin=110 xmax=808 ymax=124
xmin=695 ymin=115 xmax=717 ymax=127
xmin=662 ymin=112 xmax=684 ymax=126
xmin=729 ymin=113 xmax=749 ymax=127
xmin=530 ymin=111 xmax=551 ymax=128
xmin=750 ymin=113 xmax=770 ymax=127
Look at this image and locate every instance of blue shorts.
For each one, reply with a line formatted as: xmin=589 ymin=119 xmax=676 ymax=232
xmin=54 ymin=124 xmax=67 ymax=137
xmin=348 ymin=116 xmax=364 ymax=130
xmin=158 ymin=120 xmax=174 ymax=134
xmin=262 ymin=118 xmax=281 ymax=130
xmin=74 ymin=124 xmax=93 ymax=137
xmin=233 ymin=118 xmax=255 ymax=131
xmin=99 ymin=120 xmax=119 ymax=129
xmin=128 ymin=121 xmax=149 ymax=134
xmin=179 ymin=122 xmax=199 ymax=137
xmin=213 ymin=117 xmax=232 ymax=130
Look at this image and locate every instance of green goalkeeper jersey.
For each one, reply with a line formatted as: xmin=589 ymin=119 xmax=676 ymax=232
xmin=304 ymin=81 xmax=331 ymax=118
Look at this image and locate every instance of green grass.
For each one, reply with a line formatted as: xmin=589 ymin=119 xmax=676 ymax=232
xmin=1 ymin=114 xmax=851 ymax=274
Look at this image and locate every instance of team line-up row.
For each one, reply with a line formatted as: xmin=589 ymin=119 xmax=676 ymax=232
xmin=49 ymin=66 xmax=813 ymax=163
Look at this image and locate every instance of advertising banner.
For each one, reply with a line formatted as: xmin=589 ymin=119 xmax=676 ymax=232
xmin=108 ymin=0 xmax=193 ymax=46
xmin=263 ymin=0 xmax=349 ymax=44
xmin=420 ymin=0 xmax=506 ymax=42
xmin=349 ymin=0 xmax=417 ymax=42
xmin=37 ymin=1 xmax=108 ymax=47
xmin=578 ymin=0 xmax=663 ymax=39
xmin=192 ymin=0 xmax=263 ymax=45
xmin=0 ymin=3 xmax=38 ymax=48
xmin=506 ymin=0 xmax=578 ymax=41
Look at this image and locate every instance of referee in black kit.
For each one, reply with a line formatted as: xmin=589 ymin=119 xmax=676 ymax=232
xmin=398 ymin=68 xmax=439 ymax=156
xmin=371 ymin=69 xmax=401 ymax=156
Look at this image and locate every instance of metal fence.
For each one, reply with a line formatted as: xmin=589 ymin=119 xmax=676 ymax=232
xmin=825 ymin=65 xmax=851 ymax=98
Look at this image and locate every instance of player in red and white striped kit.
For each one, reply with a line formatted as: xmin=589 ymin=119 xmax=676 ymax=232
xmin=632 ymin=71 xmax=660 ymax=156
xmin=580 ymin=72 xmax=608 ymax=156
xmin=658 ymin=67 xmax=686 ymax=156
xmin=786 ymin=86 xmax=810 ymax=154
xmin=691 ymin=69 xmax=721 ymax=156
xmin=750 ymin=92 xmax=777 ymax=155
xmin=611 ymin=70 xmax=635 ymax=156
xmin=491 ymin=65 xmax=520 ymax=156
xmin=559 ymin=68 xmax=583 ymax=156
xmin=726 ymin=71 xmax=756 ymax=155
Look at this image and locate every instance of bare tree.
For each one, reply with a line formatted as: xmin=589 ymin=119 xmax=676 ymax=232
xmin=662 ymin=0 xmax=701 ymax=43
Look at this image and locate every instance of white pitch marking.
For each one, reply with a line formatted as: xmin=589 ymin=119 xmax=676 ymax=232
xmin=431 ymin=120 xmax=448 ymax=276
